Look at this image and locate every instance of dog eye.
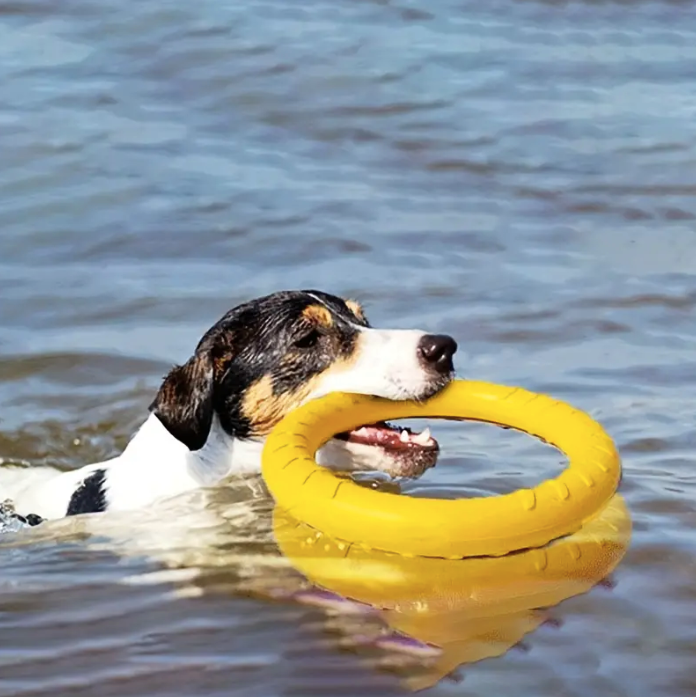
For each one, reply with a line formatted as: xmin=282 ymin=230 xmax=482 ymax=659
xmin=294 ymin=328 xmax=321 ymax=349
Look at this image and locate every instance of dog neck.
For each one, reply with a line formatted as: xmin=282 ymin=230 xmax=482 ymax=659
xmin=99 ymin=414 xmax=265 ymax=512
xmin=128 ymin=413 xmax=264 ymax=480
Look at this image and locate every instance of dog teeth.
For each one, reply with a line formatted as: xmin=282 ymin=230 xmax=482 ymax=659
xmin=412 ymin=427 xmax=432 ymax=446
xmin=399 ymin=429 xmax=410 ymax=443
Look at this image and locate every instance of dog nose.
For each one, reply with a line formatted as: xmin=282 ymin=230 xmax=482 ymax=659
xmin=418 ymin=334 xmax=457 ymax=374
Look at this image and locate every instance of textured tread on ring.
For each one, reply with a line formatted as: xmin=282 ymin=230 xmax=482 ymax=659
xmin=261 ymin=380 xmax=622 ymax=558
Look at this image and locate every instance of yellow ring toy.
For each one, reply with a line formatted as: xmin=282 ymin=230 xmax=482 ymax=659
xmin=261 ymin=380 xmax=621 ymax=558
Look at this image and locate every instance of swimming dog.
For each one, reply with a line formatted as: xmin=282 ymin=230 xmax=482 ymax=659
xmin=2 ymin=290 xmax=457 ymax=522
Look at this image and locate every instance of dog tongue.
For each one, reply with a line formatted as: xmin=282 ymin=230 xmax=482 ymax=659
xmin=345 ymin=422 xmax=437 ymax=451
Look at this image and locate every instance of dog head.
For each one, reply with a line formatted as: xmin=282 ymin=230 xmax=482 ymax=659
xmin=150 ymin=290 xmax=457 ymax=478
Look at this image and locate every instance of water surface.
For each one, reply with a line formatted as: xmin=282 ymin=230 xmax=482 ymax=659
xmin=1 ymin=1 xmax=696 ymax=695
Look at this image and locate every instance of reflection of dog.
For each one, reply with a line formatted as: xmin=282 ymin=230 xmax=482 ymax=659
xmin=2 ymin=290 xmax=457 ymax=521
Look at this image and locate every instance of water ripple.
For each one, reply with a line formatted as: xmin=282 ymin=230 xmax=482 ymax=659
xmin=1 ymin=0 xmax=696 ymax=695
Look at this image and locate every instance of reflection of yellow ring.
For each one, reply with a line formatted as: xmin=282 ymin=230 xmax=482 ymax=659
xmin=273 ymin=495 xmax=631 ymax=691
xmin=262 ymin=380 xmax=622 ymax=558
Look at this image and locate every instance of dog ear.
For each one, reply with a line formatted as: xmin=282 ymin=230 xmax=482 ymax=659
xmin=344 ymin=298 xmax=369 ymax=326
xmin=150 ymin=352 xmax=215 ymax=451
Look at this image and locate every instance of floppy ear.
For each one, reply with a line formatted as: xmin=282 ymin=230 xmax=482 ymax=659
xmin=150 ymin=352 xmax=215 ymax=451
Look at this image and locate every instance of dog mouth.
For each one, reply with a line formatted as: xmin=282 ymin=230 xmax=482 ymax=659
xmin=315 ymin=377 xmax=452 ymax=478
xmin=334 ymin=421 xmax=438 ymax=455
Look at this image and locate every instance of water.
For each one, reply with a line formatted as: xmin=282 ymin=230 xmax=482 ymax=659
xmin=1 ymin=0 xmax=695 ymax=694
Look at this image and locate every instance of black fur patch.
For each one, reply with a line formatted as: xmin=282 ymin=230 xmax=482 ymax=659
xmin=150 ymin=353 xmax=215 ymax=451
xmin=66 ymin=469 xmax=107 ymax=516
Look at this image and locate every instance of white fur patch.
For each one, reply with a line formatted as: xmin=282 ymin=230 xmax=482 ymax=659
xmin=306 ymin=327 xmax=432 ymax=402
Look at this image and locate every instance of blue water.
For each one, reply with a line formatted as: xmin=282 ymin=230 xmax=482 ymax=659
xmin=1 ymin=1 xmax=696 ymax=695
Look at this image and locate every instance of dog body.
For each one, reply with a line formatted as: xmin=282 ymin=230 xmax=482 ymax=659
xmin=3 ymin=291 xmax=457 ymax=522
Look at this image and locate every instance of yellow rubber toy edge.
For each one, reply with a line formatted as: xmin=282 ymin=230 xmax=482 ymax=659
xmin=261 ymin=380 xmax=622 ymax=558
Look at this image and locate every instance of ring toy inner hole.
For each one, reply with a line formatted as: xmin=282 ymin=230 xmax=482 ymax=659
xmin=261 ymin=380 xmax=622 ymax=559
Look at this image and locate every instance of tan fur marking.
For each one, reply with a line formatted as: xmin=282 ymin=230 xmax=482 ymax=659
xmin=345 ymin=299 xmax=365 ymax=321
xmin=241 ymin=340 xmax=362 ymax=435
xmin=241 ymin=374 xmax=318 ymax=435
xmin=302 ymin=304 xmax=333 ymax=327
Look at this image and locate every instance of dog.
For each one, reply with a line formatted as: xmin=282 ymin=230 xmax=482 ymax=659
xmin=1 ymin=290 xmax=457 ymax=524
